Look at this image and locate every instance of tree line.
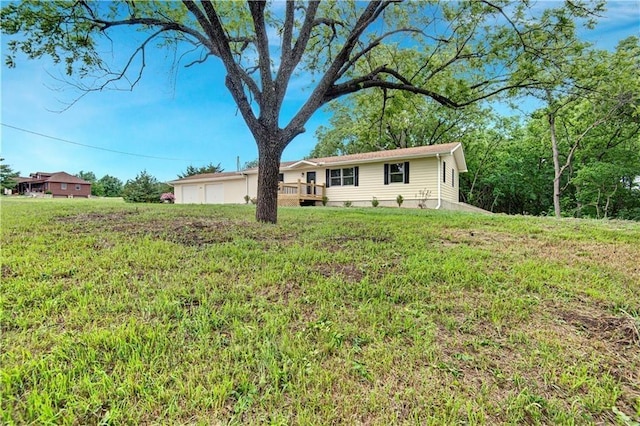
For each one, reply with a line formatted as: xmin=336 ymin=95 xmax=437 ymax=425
xmin=312 ymin=36 xmax=640 ymax=220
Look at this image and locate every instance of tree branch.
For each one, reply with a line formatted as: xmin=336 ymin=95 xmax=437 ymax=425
xmin=183 ymin=0 xmax=260 ymax=131
xmin=274 ymin=1 xmax=320 ymax=114
xmin=248 ymin=0 xmax=274 ymax=123
xmin=284 ymin=1 xmax=394 ymax=141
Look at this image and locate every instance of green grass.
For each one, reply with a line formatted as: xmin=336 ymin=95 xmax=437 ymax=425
xmin=1 ymin=197 xmax=639 ymax=424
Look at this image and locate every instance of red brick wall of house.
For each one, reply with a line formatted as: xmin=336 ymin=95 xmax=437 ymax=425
xmin=48 ymin=182 xmax=91 ymax=198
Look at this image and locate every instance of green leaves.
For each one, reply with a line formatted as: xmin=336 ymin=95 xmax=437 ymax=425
xmin=122 ymin=170 xmax=169 ymax=203
xmin=177 ymin=162 xmax=224 ymax=179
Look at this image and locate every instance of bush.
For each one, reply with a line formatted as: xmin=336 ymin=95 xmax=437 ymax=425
xmin=160 ymin=193 xmax=175 ymax=203
xmin=122 ymin=171 xmax=167 ymax=203
xmin=322 ymin=196 xmax=328 ymax=206
xmin=371 ymin=197 xmax=379 ymax=207
xmin=244 ymin=195 xmax=251 ymax=204
xmin=343 ymin=201 xmax=352 ymax=207
xmin=396 ymin=194 xmax=404 ymax=207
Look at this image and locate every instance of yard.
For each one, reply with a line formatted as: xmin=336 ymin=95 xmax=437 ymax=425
xmin=1 ymin=198 xmax=639 ymax=424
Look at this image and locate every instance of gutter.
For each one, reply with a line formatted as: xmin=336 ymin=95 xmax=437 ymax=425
xmin=436 ymin=153 xmax=442 ymax=210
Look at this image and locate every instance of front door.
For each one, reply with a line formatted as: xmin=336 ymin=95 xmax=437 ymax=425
xmin=306 ymin=172 xmax=316 ymax=195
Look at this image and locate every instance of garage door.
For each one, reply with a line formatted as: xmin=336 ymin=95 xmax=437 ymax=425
xmin=205 ymin=184 xmax=224 ymax=204
xmin=181 ymin=185 xmax=200 ymax=204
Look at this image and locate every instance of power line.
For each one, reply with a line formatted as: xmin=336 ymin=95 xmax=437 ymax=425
xmin=1 ymin=122 xmax=195 ymax=162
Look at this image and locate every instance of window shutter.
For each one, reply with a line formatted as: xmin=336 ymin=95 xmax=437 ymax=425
xmin=354 ymin=167 xmax=359 ymax=187
xmin=325 ymin=169 xmax=330 ymax=188
xmin=384 ymin=164 xmax=389 ymax=185
xmin=443 ymin=161 xmax=446 ymax=183
xmin=404 ymin=161 xmax=410 ymax=184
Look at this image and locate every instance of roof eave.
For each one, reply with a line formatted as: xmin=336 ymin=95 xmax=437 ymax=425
xmin=168 ymin=173 xmax=247 ymax=185
xmin=319 ymin=150 xmax=454 ymax=167
xmin=450 ymin=143 xmax=468 ymax=173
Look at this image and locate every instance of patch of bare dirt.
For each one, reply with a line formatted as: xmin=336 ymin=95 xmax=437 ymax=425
xmin=557 ymin=309 xmax=640 ymax=347
xmin=315 ymin=263 xmax=365 ymax=283
xmin=58 ymin=211 xmax=256 ymax=247
xmin=257 ymin=281 xmax=304 ymax=304
xmin=1 ymin=264 xmax=17 ymax=279
xmin=58 ymin=210 xmax=310 ymax=248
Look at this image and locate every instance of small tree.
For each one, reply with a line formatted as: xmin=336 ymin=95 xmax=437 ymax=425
xmin=0 ymin=158 xmax=19 ymax=192
xmin=122 ymin=171 xmax=166 ymax=203
xmin=98 ymin=175 xmax=123 ymax=198
xmin=396 ymin=194 xmax=404 ymax=207
xmin=76 ymin=171 xmax=105 ymax=196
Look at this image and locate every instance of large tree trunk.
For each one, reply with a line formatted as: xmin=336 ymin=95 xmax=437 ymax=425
xmin=549 ymin=112 xmax=562 ymax=219
xmin=255 ymin=139 xmax=285 ymax=224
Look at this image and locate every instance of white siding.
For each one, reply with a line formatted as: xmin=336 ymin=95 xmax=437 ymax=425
xmin=171 ymin=149 xmax=465 ymax=207
xmin=246 ymin=175 xmax=258 ymax=200
xmin=323 ymin=158 xmax=440 ymax=206
xmin=440 ymin=154 xmax=458 ymax=202
xmin=221 ymin=179 xmax=249 ymax=203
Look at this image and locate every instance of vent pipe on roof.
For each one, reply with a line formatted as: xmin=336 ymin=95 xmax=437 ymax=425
xmin=237 ymin=156 xmax=240 ymax=172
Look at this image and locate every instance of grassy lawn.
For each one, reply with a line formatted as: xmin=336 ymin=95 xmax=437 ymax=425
xmin=1 ymin=197 xmax=639 ymax=424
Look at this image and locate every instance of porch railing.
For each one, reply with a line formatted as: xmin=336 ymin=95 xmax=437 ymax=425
xmin=278 ymin=180 xmax=325 ymax=200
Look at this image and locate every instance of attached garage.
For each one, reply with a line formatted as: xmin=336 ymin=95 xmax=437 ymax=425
xmin=205 ymin=184 xmax=224 ymax=204
xmin=181 ymin=185 xmax=200 ymax=204
xmin=170 ymin=171 xmax=254 ymax=205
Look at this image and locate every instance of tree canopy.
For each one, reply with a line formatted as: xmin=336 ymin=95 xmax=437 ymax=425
xmin=312 ymin=34 xmax=640 ymax=219
xmin=177 ymin=163 xmax=224 ymax=179
xmin=122 ymin=170 xmax=171 ymax=203
xmin=1 ymin=0 xmax=604 ymax=222
xmin=0 ymin=158 xmax=19 ymax=192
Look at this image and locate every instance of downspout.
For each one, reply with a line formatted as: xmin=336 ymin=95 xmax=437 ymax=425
xmin=436 ymin=153 xmax=442 ymax=209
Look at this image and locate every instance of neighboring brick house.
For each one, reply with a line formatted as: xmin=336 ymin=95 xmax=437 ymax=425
xmin=16 ymin=172 xmax=91 ymax=198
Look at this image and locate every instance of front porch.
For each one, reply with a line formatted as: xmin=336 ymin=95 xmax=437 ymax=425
xmin=277 ymin=180 xmax=325 ymax=207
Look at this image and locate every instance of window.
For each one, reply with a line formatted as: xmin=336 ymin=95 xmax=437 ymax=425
xmin=384 ymin=162 xmax=410 ymax=184
xmin=75 ymin=184 xmax=81 ymax=191
xmin=451 ymin=169 xmax=455 ymax=187
xmin=61 ymin=183 xmax=67 ymax=190
xmin=326 ymin=167 xmax=358 ymax=187
xmin=278 ymin=173 xmax=284 ymax=182
xmin=442 ymin=161 xmax=447 ymax=183
xmin=389 ymin=163 xmax=405 ymax=183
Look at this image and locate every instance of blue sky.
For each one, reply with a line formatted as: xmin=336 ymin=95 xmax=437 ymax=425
xmin=1 ymin=1 xmax=638 ymax=183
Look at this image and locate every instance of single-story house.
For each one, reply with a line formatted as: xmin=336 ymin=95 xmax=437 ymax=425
xmin=16 ymin=172 xmax=91 ymax=198
xmin=169 ymin=143 xmax=477 ymax=210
